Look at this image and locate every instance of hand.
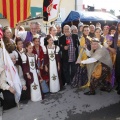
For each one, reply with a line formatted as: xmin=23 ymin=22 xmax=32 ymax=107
xmin=16 ymin=21 xmax=21 ymax=29
xmin=75 ymin=60 xmax=80 ymax=64
xmin=64 ymin=46 xmax=69 ymax=50
xmin=45 ymin=66 xmax=48 ymax=72
xmin=58 ymin=65 xmax=60 ymax=71
xmin=22 ymin=86 xmax=27 ymax=90
xmin=9 ymin=87 xmax=16 ymax=94
xmin=104 ymin=42 xmax=109 ymax=48
xmin=40 ymin=66 xmax=43 ymax=69
xmin=40 ymin=79 xmax=43 ymax=83
xmin=83 ymin=44 xmax=87 ymax=49
xmin=27 ymin=73 xmax=31 ymax=79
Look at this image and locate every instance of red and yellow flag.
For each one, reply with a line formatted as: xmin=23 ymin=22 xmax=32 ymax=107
xmin=0 ymin=0 xmax=31 ymax=28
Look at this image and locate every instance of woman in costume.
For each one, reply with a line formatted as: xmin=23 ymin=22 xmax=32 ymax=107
xmin=2 ymin=26 xmax=15 ymax=53
xmin=94 ymin=27 xmax=105 ymax=45
xmin=44 ymin=26 xmax=59 ymax=46
xmin=22 ymin=42 xmax=43 ymax=101
xmin=13 ymin=38 xmax=26 ymax=69
xmin=71 ymin=25 xmax=91 ymax=88
xmin=32 ymin=37 xmax=49 ymax=90
xmin=81 ymin=38 xmax=113 ymax=95
xmin=43 ymin=35 xmax=61 ymax=93
xmin=106 ymin=35 xmax=116 ymax=88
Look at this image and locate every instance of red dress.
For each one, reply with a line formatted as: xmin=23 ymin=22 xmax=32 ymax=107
xmin=32 ymin=46 xmax=49 ymax=81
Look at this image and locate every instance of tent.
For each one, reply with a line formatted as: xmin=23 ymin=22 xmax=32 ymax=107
xmin=62 ymin=11 xmax=119 ymax=26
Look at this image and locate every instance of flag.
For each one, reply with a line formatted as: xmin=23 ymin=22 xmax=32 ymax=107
xmin=1 ymin=39 xmax=22 ymax=103
xmin=43 ymin=0 xmax=61 ymax=23
xmin=0 ymin=0 xmax=31 ymax=28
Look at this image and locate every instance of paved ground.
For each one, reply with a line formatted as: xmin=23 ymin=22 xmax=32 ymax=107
xmin=2 ymin=86 xmax=120 ymax=120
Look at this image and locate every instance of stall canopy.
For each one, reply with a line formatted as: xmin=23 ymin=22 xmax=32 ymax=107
xmin=62 ymin=11 xmax=119 ymax=26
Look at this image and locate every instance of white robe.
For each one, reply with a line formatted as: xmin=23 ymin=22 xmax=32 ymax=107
xmin=43 ymin=45 xmax=60 ymax=93
xmin=28 ymin=56 xmax=42 ymax=101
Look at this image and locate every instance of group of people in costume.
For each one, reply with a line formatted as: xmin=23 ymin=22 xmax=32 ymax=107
xmin=0 ymin=21 xmax=120 ymax=110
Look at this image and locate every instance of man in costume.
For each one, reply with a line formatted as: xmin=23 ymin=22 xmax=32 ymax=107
xmin=81 ymin=38 xmax=112 ymax=95
xmin=15 ymin=22 xmax=38 ymax=47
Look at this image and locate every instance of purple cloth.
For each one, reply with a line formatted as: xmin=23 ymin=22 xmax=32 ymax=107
xmin=23 ymin=32 xmax=33 ymax=47
xmin=111 ymin=68 xmax=115 ymax=87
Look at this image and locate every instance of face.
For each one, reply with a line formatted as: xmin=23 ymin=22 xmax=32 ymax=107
xmin=63 ymin=26 xmax=71 ymax=36
xmin=103 ymin=27 xmax=109 ymax=35
xmin=37 ymin=24 xmax=41 ymax=32
xmin=110 ymin=30 xmax=116 ymax=35
xmin=107 ymin=39 xmax=113 ymax=46
xmin=50 ymin=27 xmax=57 ymax=36
xmin=17 ymin=41 xmax=23 ymax=50
xmin=91 ymin=42 xmax=99 ymax=50
xmin=26 ymin=45 xmax=33 ymax=53
xmin=30 ymin=24 xmax=37 ymax=35
xmin=11 ymin=56 xmax=16 ymax=64
xmin=47 ymin=38 xmax=53 ymax=45
xmin=79 ymin=26 xmax=83 ymax=32
xmin=72 ymin=28 xmax=78 ymax=34
xmin=95 ymin=29 xmax=101 ymax=37
xmin=33 ymin=38 xmax=40 ymax=47
xmin=83 ymin=27 xmax=90 ymax=36
xmin=56 ymin=26 xmax=61 ymax=33
xmin=89 ymin=26 xmax=95 ymax=33
xmin=4 ymin=29 xmax=12 ymax=39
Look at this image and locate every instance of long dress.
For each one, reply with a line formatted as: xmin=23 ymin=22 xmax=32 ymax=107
xmin=71 ymin=35 xmax=91 ymax=88
xmin=43 ymin=45 xmax=60 ymax=93
xmin=22 ymin=54 xmax=42 ymax=101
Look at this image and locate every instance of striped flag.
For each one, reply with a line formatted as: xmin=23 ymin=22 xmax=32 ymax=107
xmin=0 ymin=0 xmax=31 ymax=28
xmin=43 ymin=0 xmax=61 ymax=23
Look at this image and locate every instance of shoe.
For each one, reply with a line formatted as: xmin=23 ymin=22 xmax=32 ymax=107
xmin=84 ymin=91 xmax=96 ymax=95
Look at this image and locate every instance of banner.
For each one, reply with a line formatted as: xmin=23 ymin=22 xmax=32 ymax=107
xmin=43 ymin=0 xmax=61 ymax=23
xmin=1 ymin=39 xmax=22 ymax=103
xmin=0 ymin=0 xmax=31 ymax=28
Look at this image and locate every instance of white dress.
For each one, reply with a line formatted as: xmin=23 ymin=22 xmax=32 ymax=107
xmin=43 ymin=45 xmax=60 ymax=93
xmin=27 ymin=55 xmax=42 ymax=102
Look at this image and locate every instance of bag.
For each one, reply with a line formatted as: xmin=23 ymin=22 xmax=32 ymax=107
xmin=92 ymin=63 xmax=102 ymax=79
xmin=41 ymin=80 xmax=49 ymax=93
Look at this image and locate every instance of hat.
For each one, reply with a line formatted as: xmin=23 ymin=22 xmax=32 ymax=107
xmin=78 ymin=22 xmax=83 ymax=27
xmin=106 ymin=35 xmax=113 ymax=41
xmin=91 ymin=38 xmax=100 ymax=42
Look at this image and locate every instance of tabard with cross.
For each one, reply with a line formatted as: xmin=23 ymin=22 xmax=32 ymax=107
xmin=29 ymin=57 xmax=35 ymax=70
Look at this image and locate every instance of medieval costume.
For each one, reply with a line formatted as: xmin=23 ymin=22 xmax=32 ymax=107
xmin=21 ymin=53 xmax=42 ymax=101
xmin=81 ymin=41 xmax=112 ymax=95
xmin=71 ymin=35 xmax=91 ymax=88
xmin=13 ymin=48 xmax=26 ymax=69
xmin=44 ymin=35 xmax=59 ymax=46
xmin=32 ymin=45 xmax=49 ymax=81
xmin=43 ymin=45 xmax=61 ymax=93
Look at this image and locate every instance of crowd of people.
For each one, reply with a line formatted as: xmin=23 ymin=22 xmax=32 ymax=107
xmin=0 ymin=21 xmax=120 ymax=111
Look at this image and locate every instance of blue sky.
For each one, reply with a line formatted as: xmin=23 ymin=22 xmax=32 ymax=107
xmin=83 ymin=0 xmax=120 ymax=15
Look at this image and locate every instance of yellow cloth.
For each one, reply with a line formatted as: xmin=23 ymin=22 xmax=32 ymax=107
xmin=78 ymin=36 xmax=91 ymax=88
